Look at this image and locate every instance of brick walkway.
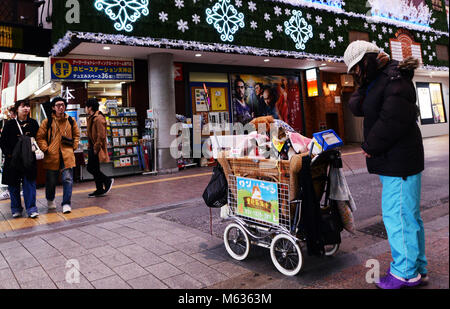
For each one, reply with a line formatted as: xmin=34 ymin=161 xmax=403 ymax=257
xmin=0 ymin=201 xmax=447 ymax=289
xmin=0 ymin=136 xmax=447 ymax=289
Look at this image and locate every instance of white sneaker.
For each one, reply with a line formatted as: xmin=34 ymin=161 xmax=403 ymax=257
xmin=62 ymin=205 xmax=72 ymax=214
xmin=30 ymin=212 xmax=39 ymax=218
xmin=12 ymin=212 xmax=22 ymax=218
xmin=0 ymin=190 xmax=10 ymax=200
xmin=47 ymin=200 xmax=56 ymax=210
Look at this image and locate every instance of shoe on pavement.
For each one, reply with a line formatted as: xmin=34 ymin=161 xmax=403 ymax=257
xmin=47 ymin=200 xmax=56 ymax=210
xmin=104 ymin=178 xmax=114 ymax=195
xmin=62 ymin=205 xmax=72 ymax=214
xmin=376 ymin=272 xmax=422 ymax=289
xmin=88 ymin=190 xmax=106 ymax=198
xmin=29 ymin=212 xmax=39 ymax=219
xmin=386 ymin=267 xmax=428 ymax=286
xmin=12 ymin=212 xmax=22 ymax=218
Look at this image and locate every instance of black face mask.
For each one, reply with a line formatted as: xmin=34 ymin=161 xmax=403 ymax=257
xmin=353 ymin=53 xmax=379 ymax=88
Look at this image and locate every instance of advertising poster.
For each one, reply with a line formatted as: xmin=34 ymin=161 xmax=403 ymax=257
xmin=51 ymin=58 xmax=134 ymax=81
xmin=230 ymin=74 xmax=304 ymax=133
xmin=236 ymin=177 xmax=279 ymax=225
xmin=210 ymin=87 xmax=227 ymax=111
xmin=194 ymin=88 xmax=208 ymax=112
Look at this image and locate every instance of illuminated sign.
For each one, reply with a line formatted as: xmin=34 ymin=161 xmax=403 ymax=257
xmin=306 ymin=68 xmax=319 ymax=97
xmin=51 ymin=58 xmax=134 ymax=81
xmin=0 ymin=25 xmax=23 ymax=49
xmin=389 ymin=29 xmax=422 ymax=63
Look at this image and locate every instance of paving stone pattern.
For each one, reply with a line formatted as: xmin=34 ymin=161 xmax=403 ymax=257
xmin=0 ymin=209 xmax=448 ymax=289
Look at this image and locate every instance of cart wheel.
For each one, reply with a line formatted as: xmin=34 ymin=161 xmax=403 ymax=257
xmin=223 ymin=223 xmax=250 ymax=261
xmin=324 ymin=244 xmax=339 ymax=256
xmin=270 ymin=234 xmax=303 ymax=276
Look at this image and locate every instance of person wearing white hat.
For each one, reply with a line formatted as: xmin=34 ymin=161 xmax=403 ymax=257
xmin=344 ymin=41 xmax=427 ymax=289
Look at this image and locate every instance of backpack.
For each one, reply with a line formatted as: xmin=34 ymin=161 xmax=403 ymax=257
xmin=202 ymin=164 xmax=228 ymax=208
xmin=46 ymin=115 xmax=74 ymax=144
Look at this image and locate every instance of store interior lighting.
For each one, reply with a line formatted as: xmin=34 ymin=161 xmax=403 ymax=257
xmin=328 ymin=83 xmax=337 ymax=92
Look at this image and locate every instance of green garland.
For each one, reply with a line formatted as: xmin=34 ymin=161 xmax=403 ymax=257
xmin=52 ymin=0 xmax=448 ymax=68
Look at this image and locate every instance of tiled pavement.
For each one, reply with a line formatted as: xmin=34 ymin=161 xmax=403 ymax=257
xmin=0 ymin=136 xmax=447 ymax=289
xmin=0 ymin=201 xmax=447 ymax=289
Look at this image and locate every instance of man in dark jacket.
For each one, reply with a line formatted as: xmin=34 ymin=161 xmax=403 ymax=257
xmin=344 ymin=41 xmax=427 ymax=289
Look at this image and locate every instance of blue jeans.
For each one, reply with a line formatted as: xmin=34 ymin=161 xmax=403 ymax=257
xmin=46 ymin=168 xmax=73 ymax=206
xmin=379 ymin=173 xmax=427 ymax=279
xmin=8 ymin=177 xmax=38 ymax=216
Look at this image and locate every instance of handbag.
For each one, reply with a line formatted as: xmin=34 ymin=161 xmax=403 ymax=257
xmin=16 ymin=119 xmax=44 ymax=160
xmin=202 ymin=164 xmax=228 ymax=208
xmin=61 ymin=135 xmax=74 ymax=147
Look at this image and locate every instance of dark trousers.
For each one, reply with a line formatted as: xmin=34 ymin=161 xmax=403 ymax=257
xmin=87 ymin=148 xmax=110 ymax=191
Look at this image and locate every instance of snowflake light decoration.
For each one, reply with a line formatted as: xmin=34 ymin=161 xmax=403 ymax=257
xmin=94 ymin=0 xmax=149 ymax=32
xmin=206 ymin=0 xmax=245 ymax=42
xmin=284 ymin=10 xmax=313 ymax=50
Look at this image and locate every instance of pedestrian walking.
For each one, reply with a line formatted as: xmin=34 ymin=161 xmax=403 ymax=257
xmin=0 ymin=100 xmax=39 ymax=218
xmin=36 ymin=97 xmax=80 ymax=214
xmin=85 ymin=98 xmax=113 ymax=197
xmin=344 ymin=41 xmax=427 ymax=289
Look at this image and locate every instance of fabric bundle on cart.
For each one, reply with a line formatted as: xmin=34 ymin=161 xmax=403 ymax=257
xmin=329 ymin=167 xmax=356 ymax=234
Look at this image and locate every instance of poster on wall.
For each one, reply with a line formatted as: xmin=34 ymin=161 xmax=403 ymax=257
xmin=416 ymin=82 xmax=447 ymax=125
xmin=230 ymin=74 xmax=304 ymax=134
xmin=194 ymin=88 xmax=208 ymax=112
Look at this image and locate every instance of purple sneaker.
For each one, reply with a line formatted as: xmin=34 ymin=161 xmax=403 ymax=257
xmin=376 ymin=272 xmax=421 ymax=289
xmin=386 ymin=267 xmax=428 ymax=286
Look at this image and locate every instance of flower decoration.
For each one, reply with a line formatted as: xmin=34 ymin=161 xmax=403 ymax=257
xmin=94 ymin=0 xmax=149 ymax=32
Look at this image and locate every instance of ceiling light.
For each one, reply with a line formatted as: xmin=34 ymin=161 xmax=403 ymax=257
xmin=320 ymin=63 xmax=327 ymax=66
xmin=93 ymin=81 xmax=100 ymax=84
xmin=103 ymin=46 xmax=111 ymax=50
xmin=264 ymin=59 xmax=270 ymax=62
xmin=195 ymin=53 xmax=202 ymax=57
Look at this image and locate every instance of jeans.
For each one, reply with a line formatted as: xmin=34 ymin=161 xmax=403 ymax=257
xmin=87 ymin=148 xmax=110 ymax=192
xmin=379 ymin=173 xmax=427 ymax=279
xmin=46 ymin=168 xmax=73 ymax=206
xmin=8 ymin=177 xmax=38 ymax=216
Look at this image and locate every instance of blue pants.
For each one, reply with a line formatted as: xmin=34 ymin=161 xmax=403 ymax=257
xmin=46 ymin=168 xmax=73 ymax=206
xmin=8 ymin=177 xmax=38 ymax=216
xmin=379 ymin=173 xmax=427 ymax=279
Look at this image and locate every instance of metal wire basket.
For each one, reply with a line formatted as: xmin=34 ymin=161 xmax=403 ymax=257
xmin=227 ymin=174 xmax=292 ymax=233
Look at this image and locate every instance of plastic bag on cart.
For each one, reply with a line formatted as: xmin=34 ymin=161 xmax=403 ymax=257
xmin=202 ymin=164 xmax=228 ymax=208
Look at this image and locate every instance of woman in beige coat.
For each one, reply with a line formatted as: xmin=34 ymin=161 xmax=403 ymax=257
xmin=85 ymin=98 xmax=113 ymax=197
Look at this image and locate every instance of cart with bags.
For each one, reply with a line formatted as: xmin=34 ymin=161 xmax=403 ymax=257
xmin=216 ymin=133 xmax=347 ymax=276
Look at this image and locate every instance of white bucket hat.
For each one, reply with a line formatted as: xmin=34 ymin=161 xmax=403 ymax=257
xmin=343 ymin=40 xmax=380 ymax=73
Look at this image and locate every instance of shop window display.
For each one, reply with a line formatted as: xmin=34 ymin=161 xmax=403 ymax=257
xmin=416 ymin=82 xmax=447 ymax=125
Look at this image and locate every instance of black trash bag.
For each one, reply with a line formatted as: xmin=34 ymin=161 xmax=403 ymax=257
xmin=202 ymin=164 xmax=228 ymax=208
xmin=320 ymin=200 xmax=343 ymax=245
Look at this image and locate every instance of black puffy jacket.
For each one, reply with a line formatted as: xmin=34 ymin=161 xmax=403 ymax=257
xmin=348 ymin=59 xmax=424 ymax=177
xmin=0 ymin=117 xmax=39 ymax=186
